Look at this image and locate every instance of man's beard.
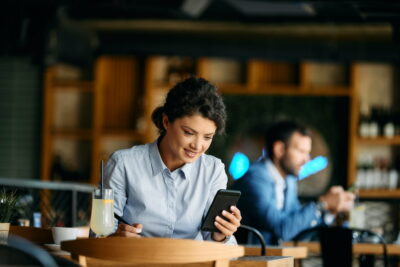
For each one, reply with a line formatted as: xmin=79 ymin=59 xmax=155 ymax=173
xmin=279 ymin=157 xmax=298 ymax=177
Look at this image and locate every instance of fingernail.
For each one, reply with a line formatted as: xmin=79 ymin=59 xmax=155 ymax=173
xmin=222 ymin=210 xmax=227 ymax=215
xmin=136 ymin=228 xmax=142 ymax=233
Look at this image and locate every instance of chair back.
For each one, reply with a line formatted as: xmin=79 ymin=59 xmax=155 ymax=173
xmin=293 ymin=226 xmax=388 ymax=267
xmin=235 ymin=224 xmax=267 ymax=256
xmin=0 ymin=234 xmax=58 ymax=267
xmin=318 ymin=227 xmax=353 ymax=267
xmin=61 ymin=237 xmax=244 ymax=266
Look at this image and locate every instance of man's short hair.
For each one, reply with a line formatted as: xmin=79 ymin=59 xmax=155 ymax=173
xmin=264 ymin=120 xmax=311 ymax=160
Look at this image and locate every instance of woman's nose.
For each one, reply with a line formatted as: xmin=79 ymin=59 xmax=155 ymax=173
xmin=190 ymin=138 xmax=201 ymax=150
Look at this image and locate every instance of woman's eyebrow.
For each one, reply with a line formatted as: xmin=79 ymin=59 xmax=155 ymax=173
xmin=182 ymin=126 xmax=215 ymax=135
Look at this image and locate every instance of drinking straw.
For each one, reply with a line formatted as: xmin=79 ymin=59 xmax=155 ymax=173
xmin=114 ymin=213 xmax=130 ymax=225
xmin=100 ymin=160 xmax=104 ymax=198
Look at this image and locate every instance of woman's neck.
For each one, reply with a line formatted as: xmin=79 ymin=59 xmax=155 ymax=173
xmin=158 ymin=137 xmax=183 ymax=172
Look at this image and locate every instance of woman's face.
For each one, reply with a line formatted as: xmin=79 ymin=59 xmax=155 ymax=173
xmin=160 ymin=114 xmax=217 ymax=171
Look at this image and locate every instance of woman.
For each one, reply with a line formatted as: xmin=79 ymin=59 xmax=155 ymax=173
xmin=105 ymin=77 xmax=241 ymax=243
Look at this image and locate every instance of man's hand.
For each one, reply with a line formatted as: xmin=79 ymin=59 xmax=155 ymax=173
xmin=212 ymin=206 xmax=242 ymax=242
xmin=319 ymin=186 xmax=355 ymax=214
xmin=112 ymin=223 xmax=143 ymax=237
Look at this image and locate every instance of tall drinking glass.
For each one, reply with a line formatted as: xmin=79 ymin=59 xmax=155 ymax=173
xmin=90 ymin=189 xmax=114 ymax=237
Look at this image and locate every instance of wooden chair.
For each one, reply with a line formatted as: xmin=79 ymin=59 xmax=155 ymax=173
xmin=61 ymin=237 xmax=245 ymax=267
xmin=1 ymin=234 xmax=59 ymax=267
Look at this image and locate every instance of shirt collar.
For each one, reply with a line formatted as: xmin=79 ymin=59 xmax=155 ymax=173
xmin=265 ymin=159 xmax=286 ymax=188
xmin=149 ymin=141 xmax=193 ymax=180
xmin=179 ymin=162 xmax=194 ymax=181
xmin=149 ymin=141 xmax=164 ymax=177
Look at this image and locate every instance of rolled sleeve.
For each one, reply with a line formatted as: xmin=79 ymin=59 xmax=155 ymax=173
xmin=104 ymin=153 xmax=128 ymax=218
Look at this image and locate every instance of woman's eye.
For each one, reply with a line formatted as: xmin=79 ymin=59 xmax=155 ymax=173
xmin=204 ymin=136 xmax=213 ymax=141
xmin=184 ymin=131 xmax=194 ymax=136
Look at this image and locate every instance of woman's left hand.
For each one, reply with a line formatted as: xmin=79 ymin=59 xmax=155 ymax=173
xmin=212 ymin=206 xmax=242 ymax=242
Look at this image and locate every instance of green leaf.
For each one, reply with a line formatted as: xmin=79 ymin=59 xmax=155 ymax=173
xmin=0 ymin=189 xmax=17 ymax=223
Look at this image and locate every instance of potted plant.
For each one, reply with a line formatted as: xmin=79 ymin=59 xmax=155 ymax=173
xmin=0 ymin=189 xmax=17 ymax=244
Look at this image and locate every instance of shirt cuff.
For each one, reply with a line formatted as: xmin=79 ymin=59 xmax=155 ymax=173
xmin=221 ymin=235 xmax=238 ymax=245
xmin=314 ymin=201 xmax=335 ymax=225
xmin=324 ymin=212 xmax=336 ymax=225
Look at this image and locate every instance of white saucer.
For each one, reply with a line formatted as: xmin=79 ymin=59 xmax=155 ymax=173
xmin=44 ymin=243 xmax=61 ymax=251
xmin=44 ymin=244 xmax=70 ymax=256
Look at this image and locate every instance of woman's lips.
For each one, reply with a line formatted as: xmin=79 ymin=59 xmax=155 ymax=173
xmin=184 ymin=149 xmax=198 ymax=158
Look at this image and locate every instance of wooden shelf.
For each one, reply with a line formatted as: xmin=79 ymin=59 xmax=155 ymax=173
xmin=217 ymin=83 xmax=249 ymax=93
xmin=301 ymin=87 xmax=351 ymax=96
xmin=153 ymin=82 xmax=175 ymax=90
xmin=101 ymin=130 xmax=145 ymax=141
xmin=357 ymin=136 xmax=400 ymax=145
xmin=52 ymin=129 xmax=92 ymax=139
xmin=42 ymin=57 xmax=147 ymax=185
xmin=358 ymin=189 xmax=400 ymax=199
xmin=219 ymin=85 xmax=351 ymax=96
xmin=52 ymin=81 xmax=93 ymax=92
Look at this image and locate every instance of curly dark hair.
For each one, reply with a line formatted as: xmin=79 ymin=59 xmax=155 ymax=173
xmin=151 ymin=77 xmax=226 ymax=137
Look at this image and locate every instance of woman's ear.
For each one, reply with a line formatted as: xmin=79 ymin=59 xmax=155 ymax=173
xmin=273 ymin=141 xmax=285 ymax=160
xmin=162 ymin=113 xmax=169 ymax=130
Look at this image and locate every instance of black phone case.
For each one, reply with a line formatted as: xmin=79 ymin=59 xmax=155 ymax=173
xmin=201 ymin=189 xmax=241 ymax=232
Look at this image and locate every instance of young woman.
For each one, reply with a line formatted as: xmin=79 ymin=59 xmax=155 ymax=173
xmin=105 ymin=77 xmax=241 ymax=243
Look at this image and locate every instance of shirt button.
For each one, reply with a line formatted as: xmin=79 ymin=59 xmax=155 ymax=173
xmin=310 ymin=220 xmax=317 ymax=227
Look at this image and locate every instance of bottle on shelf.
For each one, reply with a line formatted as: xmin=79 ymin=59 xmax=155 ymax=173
xmin=33 ymin=212 xmax=42 ymax=228
xmin=379 ymin=158 xmax=390 ymax=189
xmin=360 ymin=105 xmax=399 ymax=138
xmin=388 ymin=165 xmax=399 ymax=190
xmin=364 ymin=156 xmax=375 ymax=189
xmin=359 ymin=113 xmax=370 ymax=138
xmin=359 ymin=103 xmax=370 ymax=138
xmin=355 ymin=164 xmax=366 ymax=189
xmin=355 ymin=156 xmax=399 ymax=190
xmin=368 ymin=107 xmax=380 ymax=138
xmin=382 ymin=108 xmax=395 ymax=138
xmin=356 ymin=155 xmax=372 ymax=189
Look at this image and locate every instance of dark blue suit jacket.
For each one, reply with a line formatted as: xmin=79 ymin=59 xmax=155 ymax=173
xmin=232 ymin=159 xmax=323 ymax=245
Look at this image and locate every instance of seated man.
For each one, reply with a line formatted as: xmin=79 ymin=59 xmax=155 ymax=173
xmin=232 ymin=120 xmax=354 ymax=245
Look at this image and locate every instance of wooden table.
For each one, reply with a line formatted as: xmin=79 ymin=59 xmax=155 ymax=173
xmin=57 ymin=237 xmax=294 ymax=267
xmin=244 ymin=246 xmax=308 ymax=259
xmin=52 ymin=253 xmax=294 ymax=267
xmin=283 ymin=241 xmax=400 ymax=256
xmin=84 ymin=256 xmax=293 ymax=267
xmin=232 ymin=256 xmax=293 ymax=267
xmin=51 ymin=250 xmax=294 ymax=266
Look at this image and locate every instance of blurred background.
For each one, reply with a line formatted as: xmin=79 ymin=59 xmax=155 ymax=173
xmin=0 ymin=0 xmax=399 ymax=245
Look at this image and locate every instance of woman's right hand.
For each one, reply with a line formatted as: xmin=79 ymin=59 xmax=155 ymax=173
xmin=113 ymin=223 xmax=143 ymax=237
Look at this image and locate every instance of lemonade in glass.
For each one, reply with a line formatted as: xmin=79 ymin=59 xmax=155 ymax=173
xmin=90 ymin=189 xmax=114 ymax=237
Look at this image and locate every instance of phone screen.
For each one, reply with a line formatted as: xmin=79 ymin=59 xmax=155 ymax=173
xmin=201 ymin=189 xmax=241 ymax=232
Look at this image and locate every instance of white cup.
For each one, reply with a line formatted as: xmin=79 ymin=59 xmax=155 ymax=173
xmin=51 ymin=227 xmax=78 ymax=245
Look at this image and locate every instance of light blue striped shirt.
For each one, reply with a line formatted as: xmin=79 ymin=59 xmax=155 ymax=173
xmin=104 ymin=141 xmax=234 ymax=243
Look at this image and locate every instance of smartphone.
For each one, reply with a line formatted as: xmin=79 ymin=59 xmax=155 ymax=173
xmin=201 ymin=189 xmax=241 ymax=232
